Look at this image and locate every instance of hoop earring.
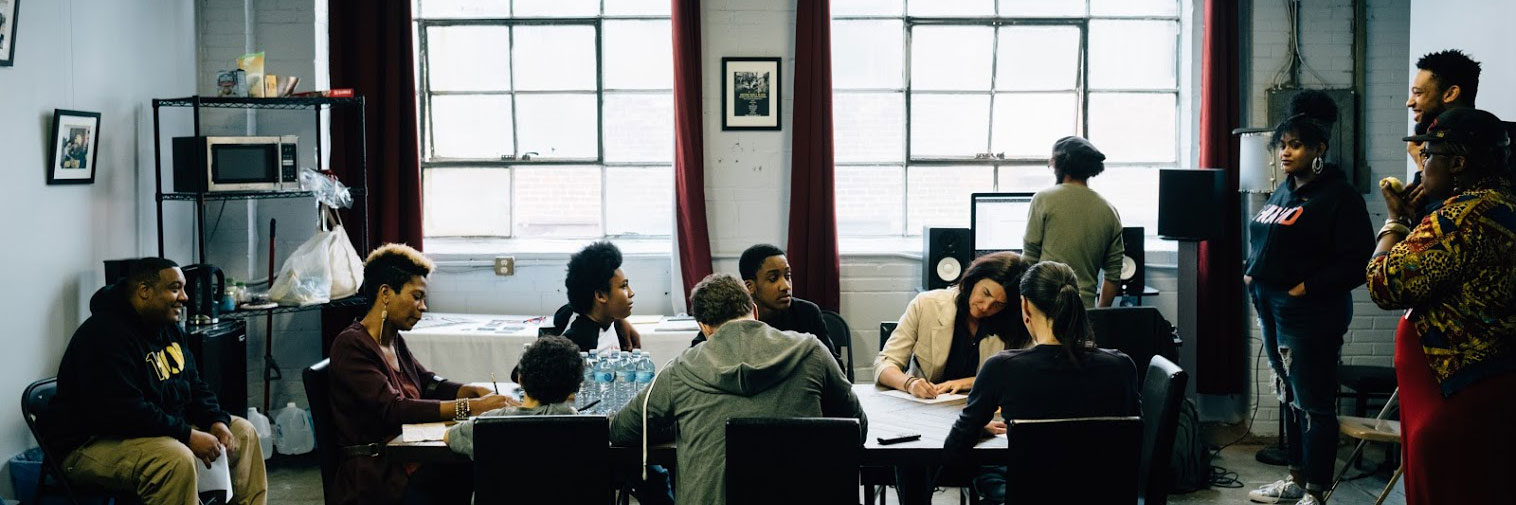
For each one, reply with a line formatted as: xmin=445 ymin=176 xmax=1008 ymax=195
xmin=1311 ymin=157 xmax=1324 ymax=174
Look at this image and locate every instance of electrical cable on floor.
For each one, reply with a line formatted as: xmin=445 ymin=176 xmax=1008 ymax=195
xmin=1208 ymin=334 xmax=1267 ymax=488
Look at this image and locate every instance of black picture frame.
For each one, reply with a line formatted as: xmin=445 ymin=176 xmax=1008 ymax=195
xmin=48 ymin=109 xmax=101 ymax=185
xmin=0 ymin=0 xmax=17 ymax=67
xmin=721 ymin=57 xmax=782 ymax=131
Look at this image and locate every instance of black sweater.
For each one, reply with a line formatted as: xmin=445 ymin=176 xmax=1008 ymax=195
xmin=688 ymin=297 xmax=840 ymax=363
xmin=49 ymin=283 xmax=231 ymax=454
xmin=1244 ymin=167 xmax=1374 ymax=294
xmin=943 ymin=345 xmax=1138 ymax=461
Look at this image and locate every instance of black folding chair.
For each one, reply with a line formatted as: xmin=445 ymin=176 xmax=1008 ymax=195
xmin=726 ymin=417 xmax=862 ymax=505
xmin=474 ymin=415 xmax=615 ymax=505
xmin=21 ymin=377 xmax=142 ymax=505
xmin=821 ymin=310 xmax=855 ymax=382
xmin=303 ymin=359 xmax=341 ymax=505
xmin=1139 ymin=356 xmax=1188 ymax=505
xmin=1002 ymin=417 xmax=1142 ymax=505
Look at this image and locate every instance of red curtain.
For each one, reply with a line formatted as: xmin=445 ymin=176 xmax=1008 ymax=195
xmin=1197 ymin=0 xmax=1245 ymax=394
xmin=788 ymin=0 xmax=841 ymax=312
xmin=327 ymin=0 xmax=424 ymax=251
xmin=672 ymin=0 xmax=714 ymax=309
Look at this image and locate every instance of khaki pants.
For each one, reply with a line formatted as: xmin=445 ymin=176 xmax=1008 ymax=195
xmin=62 ymin=416 xmax=267 ymax=505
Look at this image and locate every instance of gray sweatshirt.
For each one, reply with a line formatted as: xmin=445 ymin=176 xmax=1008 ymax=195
xmin=444 ymin=402 xmax=578 ymax=459
xmin=609 ymin=319 xmax=867 ymax=505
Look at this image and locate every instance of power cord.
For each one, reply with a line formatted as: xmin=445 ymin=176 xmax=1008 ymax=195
xmin=1208 ymin=333 xmax=1268 ymax=489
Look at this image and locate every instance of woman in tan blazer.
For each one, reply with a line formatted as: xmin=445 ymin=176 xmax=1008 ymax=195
xmin=874 ymin=252 xmax=1032 ymax=399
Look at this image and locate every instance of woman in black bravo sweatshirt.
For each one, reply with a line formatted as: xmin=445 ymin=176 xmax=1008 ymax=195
xmin=1243 ymin=92 xmax=1373 ymax=505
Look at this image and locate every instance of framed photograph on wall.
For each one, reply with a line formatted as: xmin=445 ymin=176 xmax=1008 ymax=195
xmin=48 ymin=109 xmax=101 ymax=185
xmin=722 ymin=57 xmax=781 ymax=131
xmin=0 ymin=0 xmax=18 ymax=66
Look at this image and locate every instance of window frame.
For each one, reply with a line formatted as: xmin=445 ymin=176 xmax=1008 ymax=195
xmin=832 ymin=3 xmax=1182 ymax=238
xmin=415 ymin=12 xmax=674 ymax=240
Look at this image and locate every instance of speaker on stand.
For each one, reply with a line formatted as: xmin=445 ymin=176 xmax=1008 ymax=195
xmin=922 ymin=227 xmax=972 ymax=291
xmin=1116 ymin=227 xmax=1146 ymax=306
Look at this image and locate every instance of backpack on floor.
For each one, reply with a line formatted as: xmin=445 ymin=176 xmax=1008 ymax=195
xmin=1169 ymin=398 xmax=1211 ymax=493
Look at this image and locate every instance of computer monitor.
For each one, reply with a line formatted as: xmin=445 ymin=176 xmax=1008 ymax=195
xmin=971 ymin=192 xmax=1035 ymax=256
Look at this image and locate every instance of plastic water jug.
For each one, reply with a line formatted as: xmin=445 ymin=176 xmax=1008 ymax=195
xmin=273 ymin=402 xmax=316 ymax=455
xmin=246 ymin=407 xmax=275 ymax=460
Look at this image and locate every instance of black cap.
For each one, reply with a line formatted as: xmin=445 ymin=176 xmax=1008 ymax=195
xmin=1403 ymin=108 xmax=1510 ymax=149
xmin=1051 ymin=136 xmax=1106 ymax=163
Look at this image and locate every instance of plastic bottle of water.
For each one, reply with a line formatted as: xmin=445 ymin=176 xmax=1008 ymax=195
xmin=634 ymin=350 xmax=656 ymax=394
xmin=614 ymin=351 xmax=635 ymax=409
xmin=594 ymin=352 xmax=616 ymax=414
xmin=577 ymin=352 xmax=595 ymax=409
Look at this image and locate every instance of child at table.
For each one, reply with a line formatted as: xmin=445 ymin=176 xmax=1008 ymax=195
xmin=444 ymin=336 xmax=583 ymax=459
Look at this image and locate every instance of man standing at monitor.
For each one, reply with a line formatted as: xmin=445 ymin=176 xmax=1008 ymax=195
xmin=1022 ymin=136 xmax=1125 ymax=308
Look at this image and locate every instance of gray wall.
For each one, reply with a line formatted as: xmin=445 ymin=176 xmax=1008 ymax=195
xmin=0 ymin=0 xmax=197 ymax=497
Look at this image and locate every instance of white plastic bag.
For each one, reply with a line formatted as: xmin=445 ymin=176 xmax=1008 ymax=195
xmin=268 ymin=206 xmax=364 ymax=305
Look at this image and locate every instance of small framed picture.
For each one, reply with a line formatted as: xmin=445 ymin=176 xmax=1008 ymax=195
xmin=722 ymin=57 xmax=782 ymax=131
xmin=0 ymin=0 xmax=18 ymax=66
xmin=48 ymin=109 xmax=101 ymax=185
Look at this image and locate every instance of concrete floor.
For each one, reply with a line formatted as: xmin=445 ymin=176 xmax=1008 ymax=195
xmin=266 ymin=435 xmax=1405 ymax=505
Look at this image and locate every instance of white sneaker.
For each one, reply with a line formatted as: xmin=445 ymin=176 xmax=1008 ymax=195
xmin=1248 ymin=478 xmax=1306 ymax=503
xmin=1295 ymin=495 xmax=1322 ymax=505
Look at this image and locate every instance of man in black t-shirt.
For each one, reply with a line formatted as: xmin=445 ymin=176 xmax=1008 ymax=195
xmin=690 ymin=244 xmax=841 ymax=364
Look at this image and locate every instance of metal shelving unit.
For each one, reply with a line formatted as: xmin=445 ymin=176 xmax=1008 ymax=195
xmin=219 ymin=295 xmax=370 ymax=320
xmin=151 ymin=95 xmax=370 ymax=261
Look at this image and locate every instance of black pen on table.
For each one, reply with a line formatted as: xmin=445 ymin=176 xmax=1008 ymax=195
xmin=580 ymin=399 xmax=602 ymax=412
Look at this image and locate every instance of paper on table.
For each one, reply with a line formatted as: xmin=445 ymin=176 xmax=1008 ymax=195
xmin=626 ymin=315 xmax=664 ymax=325
xmin=401 ymin=422 xmax=449 ymax=443
xmin=879 ymin=389 xmax=968 ymax=405
xmin=197 ymin=451 xmax=233 ymax=502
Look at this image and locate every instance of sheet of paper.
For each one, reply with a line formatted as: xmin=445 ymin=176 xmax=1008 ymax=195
xmin=879 ymin=389 xmax=968 ymax=405
xmin=626 ymin=315 xmax=664 ymax=325
xmin=197 ymin=451 xmax=233 ymax=502
xmin=401 ymin=422 xmax=449 ymax=443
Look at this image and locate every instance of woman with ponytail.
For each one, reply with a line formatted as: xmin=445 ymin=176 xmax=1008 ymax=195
xmin=1244 ymin=91 xmax=1373 ymax=505
xmin=942 ymin=261 xmax=1139 ymax=505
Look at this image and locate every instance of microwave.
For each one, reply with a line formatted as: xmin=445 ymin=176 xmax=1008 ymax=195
xmin=172 ymin=135 xmax=299 ymax=192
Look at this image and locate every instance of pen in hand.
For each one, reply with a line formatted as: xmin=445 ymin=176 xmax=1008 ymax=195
xmin=490 ymin=373 xmax=500 ymax=395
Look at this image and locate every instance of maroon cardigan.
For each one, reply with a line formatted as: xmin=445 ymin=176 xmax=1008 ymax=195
xmin=327 ymin=322 xmax=461 ymax=505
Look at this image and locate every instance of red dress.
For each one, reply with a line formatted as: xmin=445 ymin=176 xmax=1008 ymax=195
xmin=1394 ymin=316 xmax=1516 ymax=505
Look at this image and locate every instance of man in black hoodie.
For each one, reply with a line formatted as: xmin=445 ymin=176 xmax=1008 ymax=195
xmin=50 ymin=258 xmax=267 ymax=505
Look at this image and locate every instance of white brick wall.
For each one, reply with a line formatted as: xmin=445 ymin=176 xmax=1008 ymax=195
xmin=1242 ymin=0 xmax=1410 ymax=435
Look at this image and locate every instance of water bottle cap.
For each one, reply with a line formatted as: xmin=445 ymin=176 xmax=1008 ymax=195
xmin=287 ymin=402 xmax=298 ymax=408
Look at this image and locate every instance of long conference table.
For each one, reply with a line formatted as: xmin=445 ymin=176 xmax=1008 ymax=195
xmin=387 ymin=384 xmax=1005 ymax=504
xmin=402 ymin=312 xmax=700 ymax=383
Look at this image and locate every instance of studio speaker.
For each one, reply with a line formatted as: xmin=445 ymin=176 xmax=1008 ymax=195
xmin=1158 ymin=168 xmax=1226 ymax=240
xmin=923 ymin=227 xmax=972 ymax=291
xmin=1119 ymin=227 xmax=1145 ymax=296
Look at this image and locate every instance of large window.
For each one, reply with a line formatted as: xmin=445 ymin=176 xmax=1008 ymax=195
xmin=831 ymin=0 xmax=1182 ymax=238
xmin=415 ymin=0 xmax=674 ymax=239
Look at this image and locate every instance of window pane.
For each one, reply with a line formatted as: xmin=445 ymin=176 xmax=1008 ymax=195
xmin=1086 ymin=166 xmax=1160 ymax=239
xmin=907 ymin=165 xmax=995 ymax=233
xmin=604 ymin=20 xmax=672 ymax=90
xmin=991 ymin=92 xmax=1077 ymax=158
xmin=1087 ymin=93 xmax=1176 ymax=163
xmin=425 ymin=26 xmax=510 ymax=92
xmin=514 ymin=93 xmax=598 ymax=159
xmin=1089 ymin=20 xmax=1177 ymax=90
xmin=513 ymin=166 xmax=602 ymax=237
xmin=834 ymin=92 xmax=905 ymax=163
xmin=910 ymin=26 xmax=994 ymax=91
xmin=910 ymin=94 xmax=990 ymax=158
xmin=418 ymin=0 xmax=510 ymax=18
xmin=907 ymin=0 xmax=993 ymax=17
xmin=837 ymin=165 xmax=905 ymax=235
xmin=606 ymin=166 xmax=673 ymax=236
xmin=998 ymin=0 xmax=1085 ymax=17
xmin=513 ymin=25 xmax=597 ymax=91
xmin=996 ymin=164 xmax=1051 ymax=193
xmin=430 ymin=95 xmax=513 ymax=159
xmin=604 ymin=93 xmax=673 ymax=163
xmin=832 ymin=20 xmax=904 ymax=89
xmin=1091 ymin=0 xmax=1178 ymax=17
xmin=424 ymin=168 xmax=512 ymax=237
xmin=604 ymin=0 xmax=670 ymax=16
xmin=513 ymin=0 xmax=598 ymax=17
xmin=832 ymin=0 xmax=903 ymax=17
xmin=996 ymin=26 xmax=1079 ymax=91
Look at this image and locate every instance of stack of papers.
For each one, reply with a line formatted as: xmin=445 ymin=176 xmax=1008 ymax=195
xmin=401 ymin=422 xmax=449 ymax=443
xmin=879 ymin=390 xmax=968 ymax=405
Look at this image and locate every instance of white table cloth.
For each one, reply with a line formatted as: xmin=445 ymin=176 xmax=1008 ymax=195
xmin=401 ymin=312 xmax=699 ymax=383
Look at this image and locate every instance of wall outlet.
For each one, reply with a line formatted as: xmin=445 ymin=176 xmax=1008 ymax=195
xmin=493 ymin=256 xmax=515 ymax=276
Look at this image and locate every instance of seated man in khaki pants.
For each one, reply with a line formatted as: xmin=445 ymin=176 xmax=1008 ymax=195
xmin=48 ymin=257 xmax=266 ymax=505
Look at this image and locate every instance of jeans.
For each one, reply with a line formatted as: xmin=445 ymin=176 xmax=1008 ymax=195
xmin=1250 ymin=282 xmax=1349 ymax=489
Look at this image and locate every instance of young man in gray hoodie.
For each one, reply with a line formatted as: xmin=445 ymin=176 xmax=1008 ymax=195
xmin=610 ymin=273 xmax=867 ymax=505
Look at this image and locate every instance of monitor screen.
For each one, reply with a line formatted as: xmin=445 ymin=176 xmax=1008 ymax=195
xmin=972 ymin=192 xmax=1035 ymax=254
xmin=212 ymin=144 xmax=277 ymax=183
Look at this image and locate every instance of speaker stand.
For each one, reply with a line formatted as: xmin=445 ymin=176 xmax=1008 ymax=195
xmin=1255 ymin=401 xmax=1289 ymax=466
xmin=1176 ymin=240 xmax=1201 ymax=401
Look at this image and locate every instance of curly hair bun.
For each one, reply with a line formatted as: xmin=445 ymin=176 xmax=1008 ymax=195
xmin=1287 ymin=90 xmax=1339 ymax=126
